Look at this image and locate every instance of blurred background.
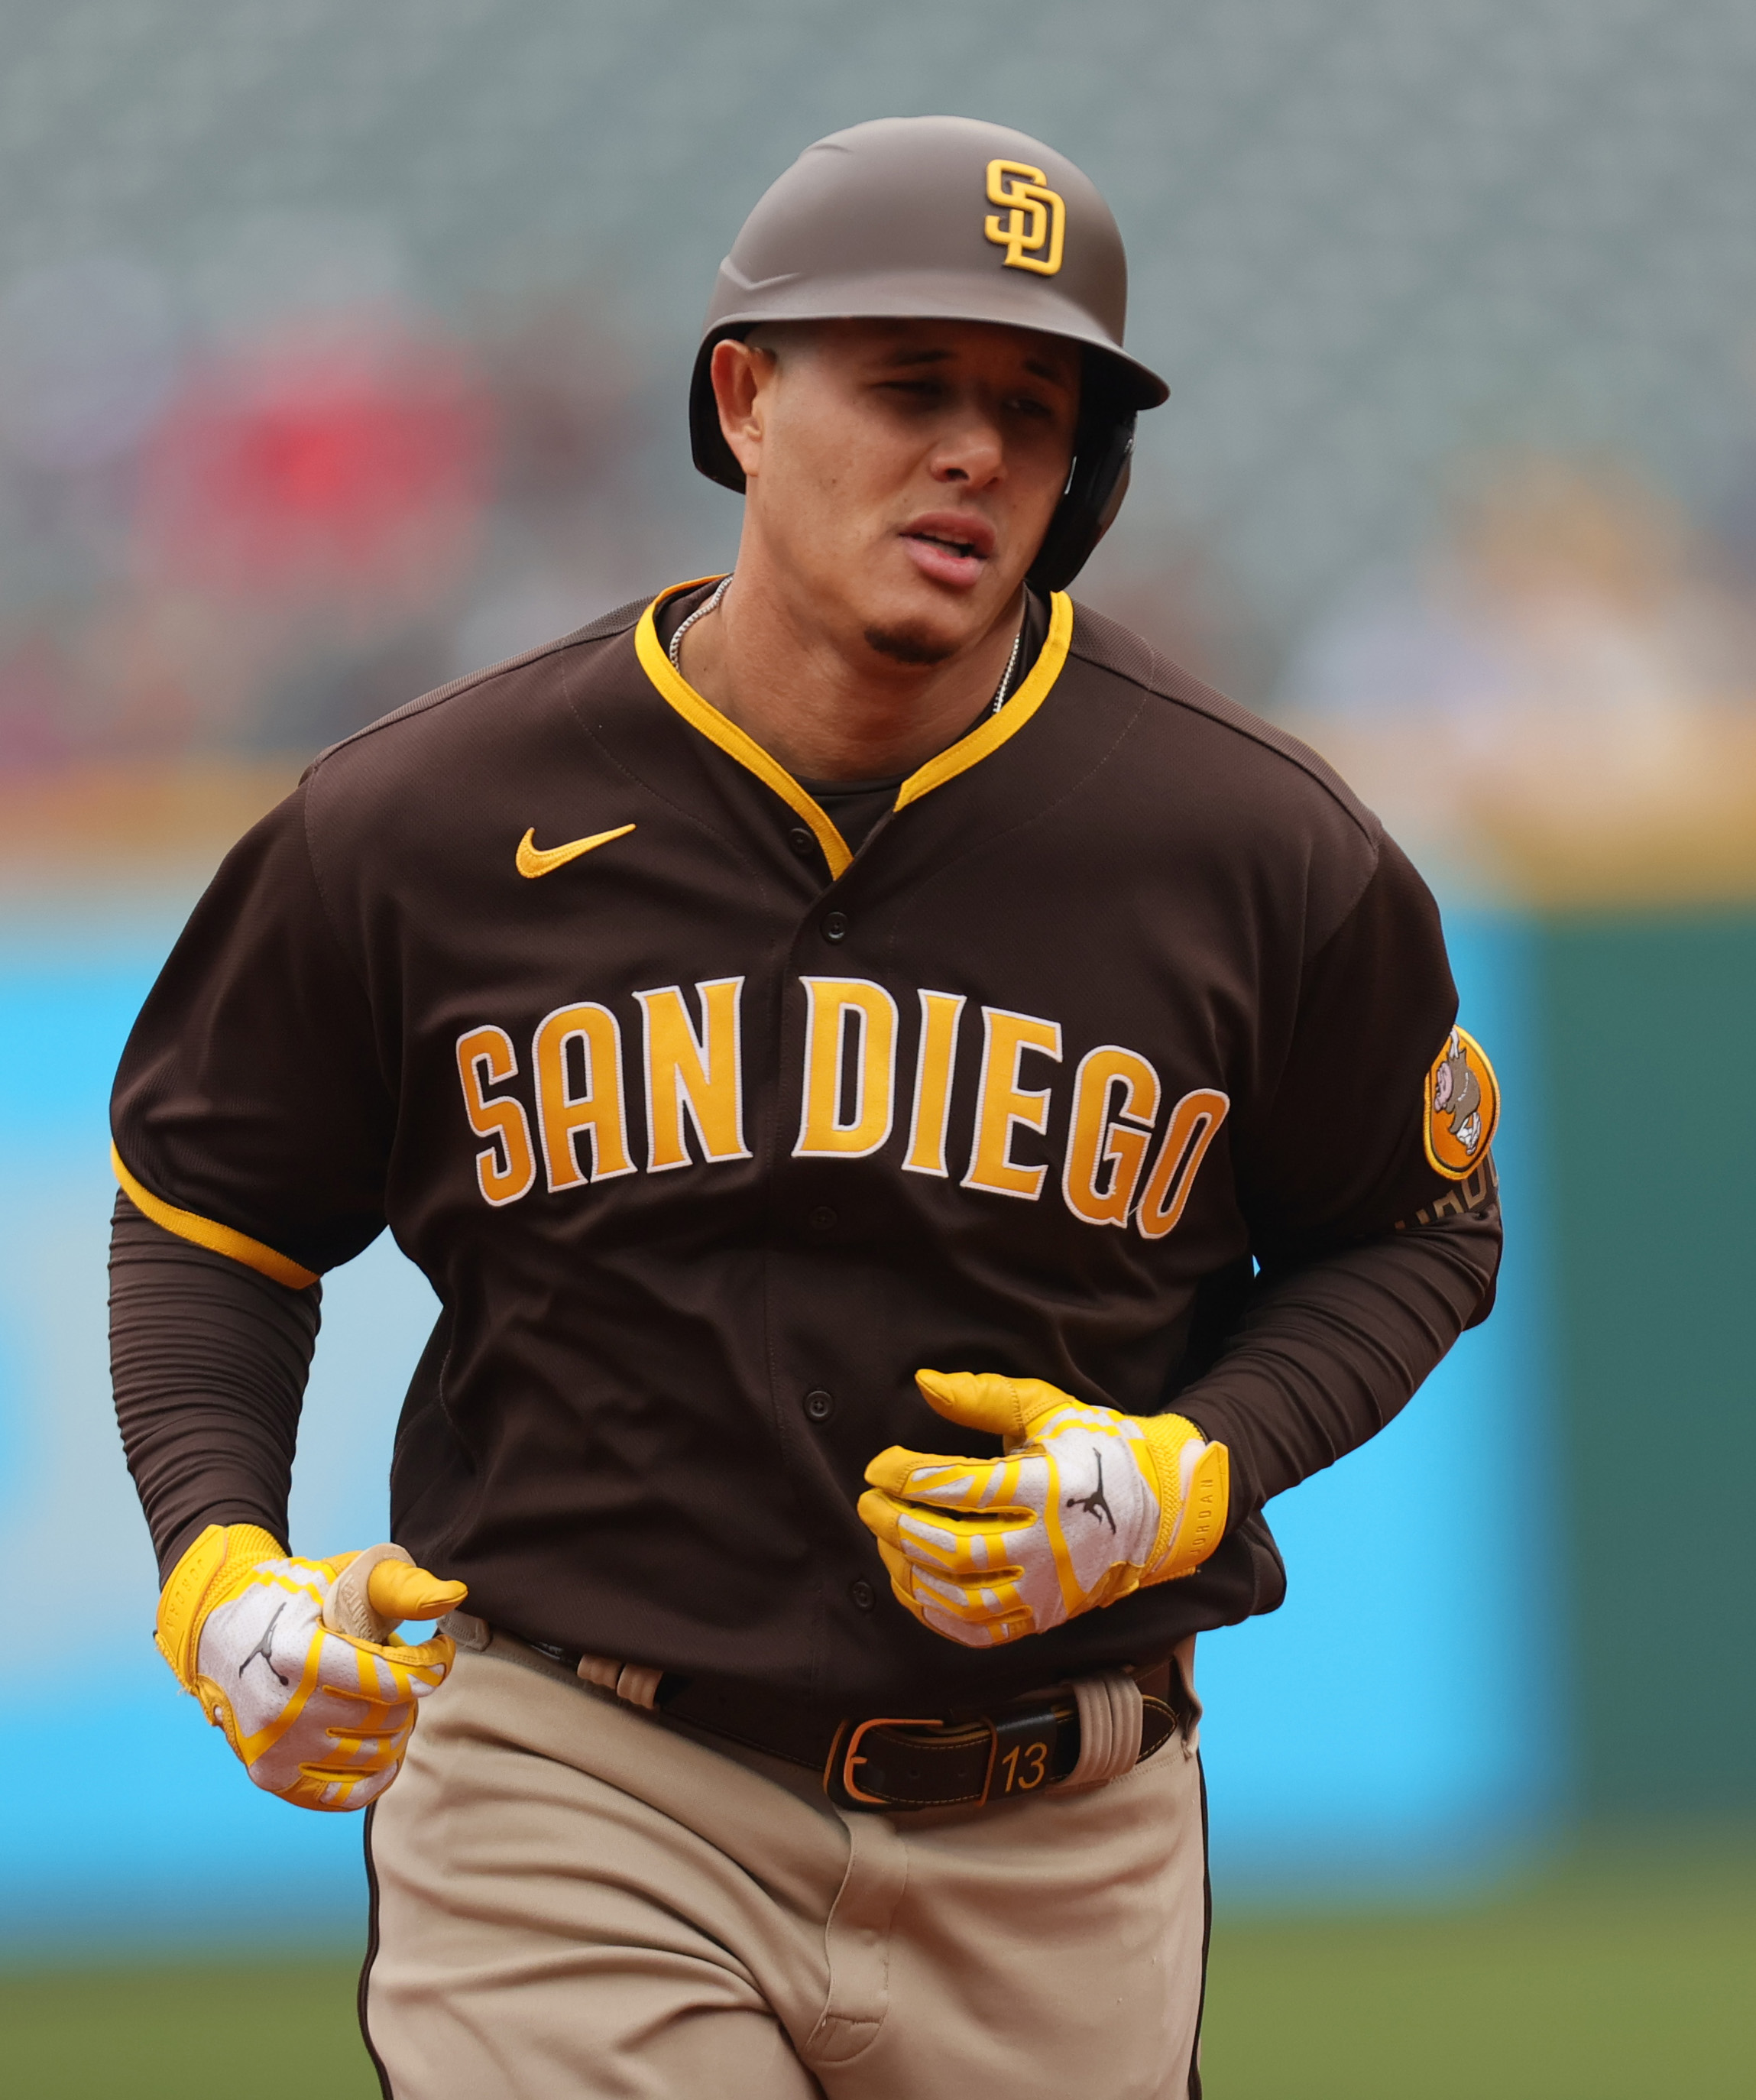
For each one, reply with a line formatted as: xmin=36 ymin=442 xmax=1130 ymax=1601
xmin=1 ymin=2 xmax=1752 ymax=2094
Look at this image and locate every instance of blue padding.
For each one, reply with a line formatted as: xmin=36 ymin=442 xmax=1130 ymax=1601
xmin=0 ymin=932 xmax=416 ymax=1947
xmin=1199 ymin=909 xmax=1569 ymax=1895
xmin=0 ymin=905 xmax=1566 ymax=1943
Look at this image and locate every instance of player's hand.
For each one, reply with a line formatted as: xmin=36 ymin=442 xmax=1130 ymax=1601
xmin=858 ymin=1372 xmax=1228 ymax=1648
xmin=154 ymin=1524 xmax=468 ymax=1812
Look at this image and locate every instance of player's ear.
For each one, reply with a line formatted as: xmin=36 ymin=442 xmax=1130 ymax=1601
xmin=711 ymin=337 xmax=770 ymax=481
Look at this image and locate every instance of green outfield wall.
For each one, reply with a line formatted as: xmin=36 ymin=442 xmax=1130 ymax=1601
xmin=1537 ymin=912 xmax=1756 ymax=1820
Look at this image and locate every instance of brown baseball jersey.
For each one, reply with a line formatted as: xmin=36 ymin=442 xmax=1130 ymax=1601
xmin=111 ymin=578 xmax=1500 ymax=1711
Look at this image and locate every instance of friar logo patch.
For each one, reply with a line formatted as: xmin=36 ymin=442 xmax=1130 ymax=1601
xmin=1424 ymin=1026 xmax=1499 ymax=1179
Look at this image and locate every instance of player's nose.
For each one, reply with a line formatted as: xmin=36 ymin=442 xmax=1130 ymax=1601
xmin=928 ymin=407 xmax=1006 ymax=488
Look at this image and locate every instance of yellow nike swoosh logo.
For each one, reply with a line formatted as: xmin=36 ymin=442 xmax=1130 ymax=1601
xmin=516 ymin=823 xmax=637 ymax=879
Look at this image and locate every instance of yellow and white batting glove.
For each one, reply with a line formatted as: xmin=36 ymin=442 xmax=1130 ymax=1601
xmin=858 ymin=1371 xmax=1229 ymax=1648
xmin=155 ymin=1524 xmax=467 ymax=1812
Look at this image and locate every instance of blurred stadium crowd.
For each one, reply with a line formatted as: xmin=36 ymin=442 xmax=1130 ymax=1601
xmin=1281 ymin=455 xmax=1756 ymax=899
xmin=5 ymin=238 xmax=1755 ymax=912
xmin=0 ymin=0 xmax=1751 ymax=911
xmin=0 ymin=248 xmax=661 ymax=763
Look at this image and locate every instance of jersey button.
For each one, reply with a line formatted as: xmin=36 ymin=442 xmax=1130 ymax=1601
xmin=788 ymin=827 xmax=815 ymax=858
xmin=804 ymin=1388 xmax=835 ymax=1423
xmin=808 ymin=1205 xmax=838 ymax=1233
xmin=821 ymin=910 xmax=848 ymax=941
xmin=850 ymin=1578 xmax=876 ymax=1612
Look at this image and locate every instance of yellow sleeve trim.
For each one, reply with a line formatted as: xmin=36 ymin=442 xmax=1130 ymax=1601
xmin=633 ymin=581 xmax=853 ymax=879
xmin=111 ymin=1144 xmax=320 ymax=1290
xmin=893 ymin=591 xmax=1074 ymax=812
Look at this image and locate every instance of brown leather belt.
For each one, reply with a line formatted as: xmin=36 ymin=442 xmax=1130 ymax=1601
xmin=520 ymin=1638 xmax=1190 ymax=1812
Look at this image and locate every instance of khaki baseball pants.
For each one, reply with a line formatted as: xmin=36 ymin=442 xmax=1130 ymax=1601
xmin=362 ymin=1635 xmax=1210 ymax=2099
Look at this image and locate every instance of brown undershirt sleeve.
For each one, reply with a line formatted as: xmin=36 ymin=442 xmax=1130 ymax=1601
xmin=1173 ymin=1194 xmax=1502 ymax=1525
xmin=109 ymin=1191 xmax=321 ymax=1583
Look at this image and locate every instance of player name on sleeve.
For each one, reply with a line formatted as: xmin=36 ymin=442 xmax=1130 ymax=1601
xmin=455 ymin=972 xmax=1231 ymax=1242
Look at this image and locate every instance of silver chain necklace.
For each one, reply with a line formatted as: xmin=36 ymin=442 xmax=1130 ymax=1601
xmin=671 ymin=573 xmax=1023 ymax=714
xmin=990 ymin=619 xmax=1025 ymax=715
xmin=668 ymin=574 xmax=732 ymax=669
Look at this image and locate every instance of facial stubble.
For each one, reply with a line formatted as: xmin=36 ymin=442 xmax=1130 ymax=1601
xmin=862 ymin=623 xmax=957 ymax=667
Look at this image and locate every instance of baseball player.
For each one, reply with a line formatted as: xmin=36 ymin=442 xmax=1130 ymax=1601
xmin=109 ymin=117 xmax=1502 ymax=2099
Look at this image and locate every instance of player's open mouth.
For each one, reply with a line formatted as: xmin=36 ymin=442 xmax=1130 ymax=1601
xmin=900 ymin=514 xmax=995 ymax=589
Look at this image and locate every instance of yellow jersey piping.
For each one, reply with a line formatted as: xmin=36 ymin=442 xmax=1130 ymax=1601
xmin=893 ymin=590 xmax=1074 ymax=810
xmin=111 ymin=1143 xmax=320 ymax=1290
xmin=633 ymin=580 xmax=853 ymax=879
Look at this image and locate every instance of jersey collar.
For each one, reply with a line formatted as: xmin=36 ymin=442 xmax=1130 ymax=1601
xmin=633 ymin=577 xmax=1074 ymax=880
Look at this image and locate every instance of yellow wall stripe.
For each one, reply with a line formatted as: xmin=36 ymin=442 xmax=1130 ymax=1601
xmin=894 ymin=591 xmax=1074 ymax=812
xmin=633 ymin=582 xmax=853 ymax=879
xmin=111 ymin=1144 xmax=320 ymax=1289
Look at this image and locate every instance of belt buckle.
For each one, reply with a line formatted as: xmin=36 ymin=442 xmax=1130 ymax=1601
xmin=827 ymin=1714 xmax=948 ymax=1807
xmin=825 ymin=1699 xmax=1068 ymax=1810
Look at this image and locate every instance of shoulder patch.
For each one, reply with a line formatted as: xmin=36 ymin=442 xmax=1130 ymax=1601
xmin=1424 ymin=1026 xmax=1500 ymax=1180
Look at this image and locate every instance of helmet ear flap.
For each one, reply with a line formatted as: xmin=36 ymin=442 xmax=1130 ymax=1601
xmin=689 ymin=328 xmax=752 ymax=494
xmin=1095 ymin=446 xmax=1134 ymax=540
xmin=1028 ymin=403 xmax=1136 ymax=595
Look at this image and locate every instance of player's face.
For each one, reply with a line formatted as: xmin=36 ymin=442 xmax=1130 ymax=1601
xmin=715 ymin=319 xmax=1080 ymax=668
